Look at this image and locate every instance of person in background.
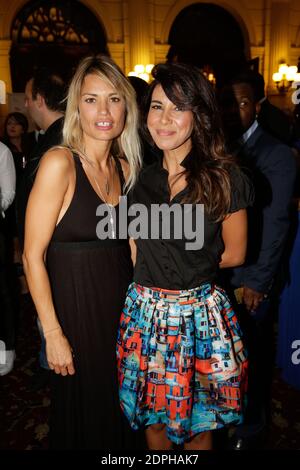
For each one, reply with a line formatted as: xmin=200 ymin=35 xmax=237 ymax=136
xmin=2 ymin=112 xmax=35 ymax=178
xmin=128 ymin=76 xmax=149 ymax=110
xmin=219 ymin=70 xmax=297 ymax=449
xmin=18 ymin=69 xmax=66 ymax=248
xmin=276 ymin=186 xmax=300 ymax=391
xmin=0 ymin=142 xmax=16 ymax=215
xmin=2 ymin=112 xmax=35 ymax=296
xmin=0 ymin=141 xmax=16 ymax=376
xmin=117 ymin=62 xmax=252 ymax=450
xmin=276 ymin=102 xmax=300 ymax=391
xmin=128 ymin=76 xmax=157 ymax=167
xmin=253 ymin=72 xmax=292 ymax=144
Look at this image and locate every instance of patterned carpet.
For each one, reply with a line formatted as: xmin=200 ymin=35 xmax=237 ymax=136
xmin=0 ymin=294 xmax=300 ymax=450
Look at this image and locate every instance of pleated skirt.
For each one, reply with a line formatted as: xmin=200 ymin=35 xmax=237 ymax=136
xmin=117 ymin=282 xmax=248 ymax=444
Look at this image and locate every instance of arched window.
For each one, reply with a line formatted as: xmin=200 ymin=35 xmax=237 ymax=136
xmin=10 ymin=0 xmax=108 ymax=91
xmin=168 ymin=3 xmax=250 ymax=87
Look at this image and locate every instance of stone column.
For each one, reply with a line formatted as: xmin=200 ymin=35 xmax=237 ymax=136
xmin=269 ymin=1 xmax=290 ymax=91
xmin=127 ymin=0 xmax=153 ymax=73
xmin=263 ymin=0 xmax=272 ymax=91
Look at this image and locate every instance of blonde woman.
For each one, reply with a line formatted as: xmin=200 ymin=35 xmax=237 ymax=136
xmin=23 ymin=55 xmax=141 ymax=449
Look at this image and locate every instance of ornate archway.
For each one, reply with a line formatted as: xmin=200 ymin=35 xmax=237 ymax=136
xmin=10 ymin=0 xmax=108 ymax=91
xmin=167 ymin=3 xmax=251 ymax=86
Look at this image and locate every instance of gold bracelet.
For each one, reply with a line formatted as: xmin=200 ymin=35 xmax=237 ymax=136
xmin=43 ymin=326 xmax=61 ymax=336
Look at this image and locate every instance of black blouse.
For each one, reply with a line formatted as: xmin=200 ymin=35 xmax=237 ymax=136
xmin=130 ymin=152 xmax=254 ymax=290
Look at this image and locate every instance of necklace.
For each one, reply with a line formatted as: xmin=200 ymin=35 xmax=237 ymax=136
xmin=104 ymin=155 xmax=113 ymax=195
xmin=79 ymin=152 xmax=116 ymax=239
xmin=92 ymin=175 xmax=116 ymax=239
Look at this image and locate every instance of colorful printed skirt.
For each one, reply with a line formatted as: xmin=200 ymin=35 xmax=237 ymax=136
xmin=116 ymin=282 xmax=248 ymax=444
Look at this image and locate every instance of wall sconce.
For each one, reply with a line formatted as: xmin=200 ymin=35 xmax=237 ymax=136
xmin=200 ymin=66 xmax=216 ymax=87
xmin=205 ymin=72 xmax=216 ymax=86
xmin=128 ymin=64 xmax=154 ymax=83
xmin=272 ymin=63 xmax=300 ymax=93
xmin=0 ymin=80 xmax=6 ymax=104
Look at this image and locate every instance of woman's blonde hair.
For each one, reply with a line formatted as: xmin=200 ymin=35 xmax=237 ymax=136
xmin=63 ymin=55 xmax=142 ymax=190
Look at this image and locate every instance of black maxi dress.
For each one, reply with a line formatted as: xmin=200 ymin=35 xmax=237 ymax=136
xmin=46 ymin=153 xmax=138 ymax=449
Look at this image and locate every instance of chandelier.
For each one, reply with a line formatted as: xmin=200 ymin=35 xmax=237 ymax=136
xmin=128 ymin=64 xmax=154 ymax=83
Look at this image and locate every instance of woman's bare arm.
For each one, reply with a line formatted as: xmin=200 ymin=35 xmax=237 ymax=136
xmin=23 ymin=148 xmax=75 ymax=376
xmin=219 ymin=209 xmax=247 ymax=269
xmin=129 ymin=238 xmax=137 ymax=266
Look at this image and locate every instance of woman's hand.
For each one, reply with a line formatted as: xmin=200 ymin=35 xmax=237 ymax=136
xmin=45 ymin=328 xmax=75 ymax=376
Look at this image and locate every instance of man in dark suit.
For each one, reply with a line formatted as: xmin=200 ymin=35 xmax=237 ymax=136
xmin=17 ymin=69 xmax=66 ymax=248
xmin=16 ymin=68 xmax=66 ymax=389
xmin=254 ymin=72 xmax=291 ymax=145
xmin=219 ymin=71 xmax=297 ymax=449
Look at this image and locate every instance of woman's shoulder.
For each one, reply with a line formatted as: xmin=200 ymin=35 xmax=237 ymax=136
xmin=29 ymin=147 xmax=75 ymax=200
xmin=39 ymin=146 xmax=74 ymax=170
xmin=36 ymin=146 xmax=75 ymax=186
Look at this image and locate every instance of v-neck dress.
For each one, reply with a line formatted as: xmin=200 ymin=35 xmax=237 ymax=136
xmin=46 ymin=152 xmax=138 ymax=449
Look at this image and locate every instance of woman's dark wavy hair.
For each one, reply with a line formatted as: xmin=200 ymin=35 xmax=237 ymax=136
xmin=142 ymin=62 xmax=237 ymax=220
